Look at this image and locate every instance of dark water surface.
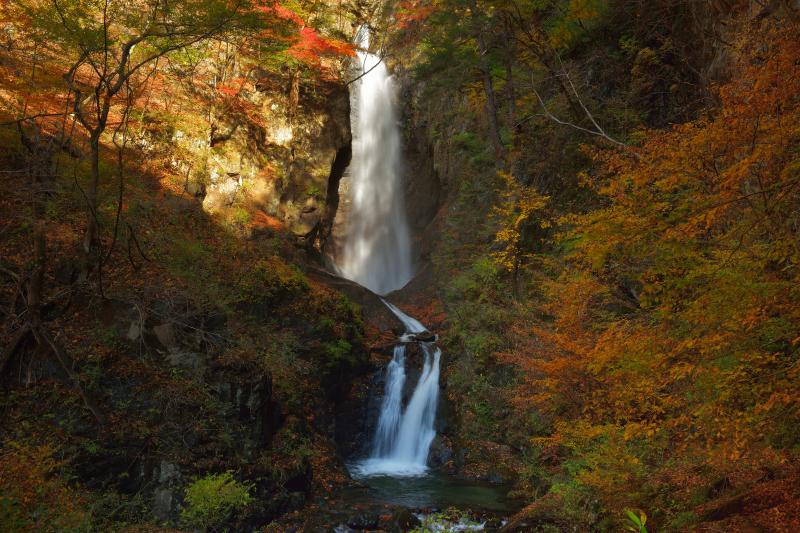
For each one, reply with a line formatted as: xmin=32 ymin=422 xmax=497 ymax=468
xmin=341 ymin=469 xmax=519 ymax=513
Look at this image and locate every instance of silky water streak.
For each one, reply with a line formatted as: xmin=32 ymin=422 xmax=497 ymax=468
xmin=337 ymin=29 xmax=413 ymax=295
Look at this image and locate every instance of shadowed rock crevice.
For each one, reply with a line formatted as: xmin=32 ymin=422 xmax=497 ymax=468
xmin=306 ymin=141 xmax=351 ymax=254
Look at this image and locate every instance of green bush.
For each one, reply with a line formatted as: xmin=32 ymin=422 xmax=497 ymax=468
xmin=180 ymin=471 xmax=253 ymax=532
xmin=237 ymin=257 xmax=309 ymax=305
xmin=231 ymin=207 xmax=251 ymax=226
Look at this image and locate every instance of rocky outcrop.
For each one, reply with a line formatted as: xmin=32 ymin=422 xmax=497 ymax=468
xmin=399 ymin=77 xmax=446 ymax=255
xmin=306 ymin=266 xmax=405 ymax=332
xmin=160 ymin=76 xmax=351 ymax=245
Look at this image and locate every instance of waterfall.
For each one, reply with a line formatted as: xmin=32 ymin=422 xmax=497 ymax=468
xmin=352 ymin=303 xmax=441 ymax=478
xmin=336 ymin=28 xmax=440 ymax=478
xmin=389 ymin=343 xmax=441 ymax=466
xmin=338 ymin=28 xmax=413 ymax=296
xmin=372 ymin=345 xmax=407 ymax=456
xmin=383 ymin=300 xmax=426 ymax=334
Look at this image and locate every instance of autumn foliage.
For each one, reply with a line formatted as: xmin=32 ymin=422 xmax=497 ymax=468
xmin=257 ymin=1 xmax=355 ymax=66
xmin=498 ymin=19 xmax=800 ymax=530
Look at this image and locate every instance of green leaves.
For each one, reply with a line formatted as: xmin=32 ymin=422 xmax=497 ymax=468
xmin=624 ymin=508 xmax=648 ymax=533
xmin=181 ymin=471 xmax=253 ymax=532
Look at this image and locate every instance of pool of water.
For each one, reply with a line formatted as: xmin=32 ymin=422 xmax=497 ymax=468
xmin=340 ymin=467 xmax=518 ymax=513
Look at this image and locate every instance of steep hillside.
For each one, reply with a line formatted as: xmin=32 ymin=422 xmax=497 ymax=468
xmin=0 ymin=0 xmax=382 ymax=530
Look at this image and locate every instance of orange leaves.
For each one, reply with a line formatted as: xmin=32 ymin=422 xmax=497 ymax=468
xmin=253 ymin=2 xmax=354 ymax=67
xmin=0 ymin=442 xmax=88 ymax=531
xmin=269 ymin=2 xmax=304 ymax=25
xmin=217 ymin=77 xmax=247 ymax=97
xmin=498 ymin=20 xmax=800 ymax=522
xmin=395 ymin=0 xmax=435 ymax=30
xmin=250 ymin=210 xmax=283 ymax=232
xmin=285 ymin=27 xmax=355 ymax=66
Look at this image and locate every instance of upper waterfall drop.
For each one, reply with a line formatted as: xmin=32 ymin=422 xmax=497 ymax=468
xmin=337 ymin=29 xmax=413 ymax=295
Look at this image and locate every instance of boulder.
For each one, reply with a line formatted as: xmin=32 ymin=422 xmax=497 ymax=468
xmin=412 ymin=331 xmax=437 ymax=343
xmin=151 ymin=460 xmax=182 ymax=522
xmin=428 ymin=434 xmax=454 ymax=467
xmin=384 ymin=508 xmax=421 ymax=533
xmin=152 ymin=322 xmax=177 ymax=351
xmin=346 ymin=511 xmax=380 ymax=530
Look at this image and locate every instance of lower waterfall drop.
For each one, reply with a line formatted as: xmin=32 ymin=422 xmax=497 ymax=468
xmin=371 ymin=345 xmax=406 ymax=457
xmin=352 ymin=303 xmax=441 ymax=478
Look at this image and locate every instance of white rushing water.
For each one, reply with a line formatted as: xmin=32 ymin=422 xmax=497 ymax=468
xmin=338 ymin=29 xmax=413 ymax=296
xmin=353 ymin=303 xmax=441 ymax=478
xmin=383 ymin=299 xmax=426 ymax=334
xmin=372 ymin=345 xmax=407 ymax=457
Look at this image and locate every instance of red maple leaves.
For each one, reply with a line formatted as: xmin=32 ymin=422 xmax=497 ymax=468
xmin=256 ymin=2 xmax=355 ymax=66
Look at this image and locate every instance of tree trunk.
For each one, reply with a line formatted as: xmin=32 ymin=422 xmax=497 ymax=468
xmin=82 ymin=133 xmax=101 ymax=271
xmin=481 ymin=63 xmax=505 ymax=158
xmin=469 ymin=1 xmax=505 ymax=159
xmin=289 ymin=69 xmax=300 ymax=112
xmin=505 ymin=29 xmax=516 ymax=129
xmin=28 ymin=160 xmax=47 ymax=328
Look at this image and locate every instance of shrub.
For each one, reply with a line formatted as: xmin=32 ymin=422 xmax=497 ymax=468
xmin=322 ymin=339 xmax=353 ymax=366
xmin=0 ymin=442 xmax=88 ymax=533
xmin=237 ymin=257 xmax=309 ymax=305
xmin=180 ymin=471 xmax=253 ymax=532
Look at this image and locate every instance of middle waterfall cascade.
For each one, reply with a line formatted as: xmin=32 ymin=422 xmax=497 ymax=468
xmin=337 ymin=28 xmax=413 ymax=296
xmin=352 ymin=302 xmax=442 ymax=477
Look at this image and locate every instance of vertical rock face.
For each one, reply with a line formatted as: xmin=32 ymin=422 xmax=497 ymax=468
xmin=164 ymin=76 xmax=351 ymax=244
xmin=398 ymin=77 xmax=445 ymax=262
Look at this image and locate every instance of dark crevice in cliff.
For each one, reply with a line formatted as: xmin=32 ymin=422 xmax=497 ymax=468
xmin=324 ymin=143 xmax=352 ymax=244
xmin=306 ymin=141 xmax=351 ymax=258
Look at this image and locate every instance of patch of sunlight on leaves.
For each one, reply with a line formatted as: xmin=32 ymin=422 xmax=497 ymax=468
xmin=180 ymin=471 xmax=253 ymax=532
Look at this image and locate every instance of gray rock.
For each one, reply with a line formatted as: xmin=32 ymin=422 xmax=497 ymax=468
xmin=346 ymin=511 xmax=379 ymax=529
xmin=152 ymin=322 xmax=177 ymax=351
xmin=158 ymin=460 xmax=179 ymax=484
xmin=385 ymin=508 xmax=421 ymax=532
xmin=126 ymin=321 xmax=142 ymax=341
xmin=165 ymin=351 xmax=204 ymax=372
xmin=152 ymin=487 xmax=174 ymax=522
xmin=152 ymin=461 xmax=182 ymax=522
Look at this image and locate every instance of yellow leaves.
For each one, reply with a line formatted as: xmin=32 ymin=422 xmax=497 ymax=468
xmin=667 ymin=361 xmax=695 ymax=381
xmin=622 ymin=422 xmax=659 ymax=441
xmin=0 ymin=442 xmax=88 ymax=531
xmin=490 ymin=171 xmax=549 ymax=272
